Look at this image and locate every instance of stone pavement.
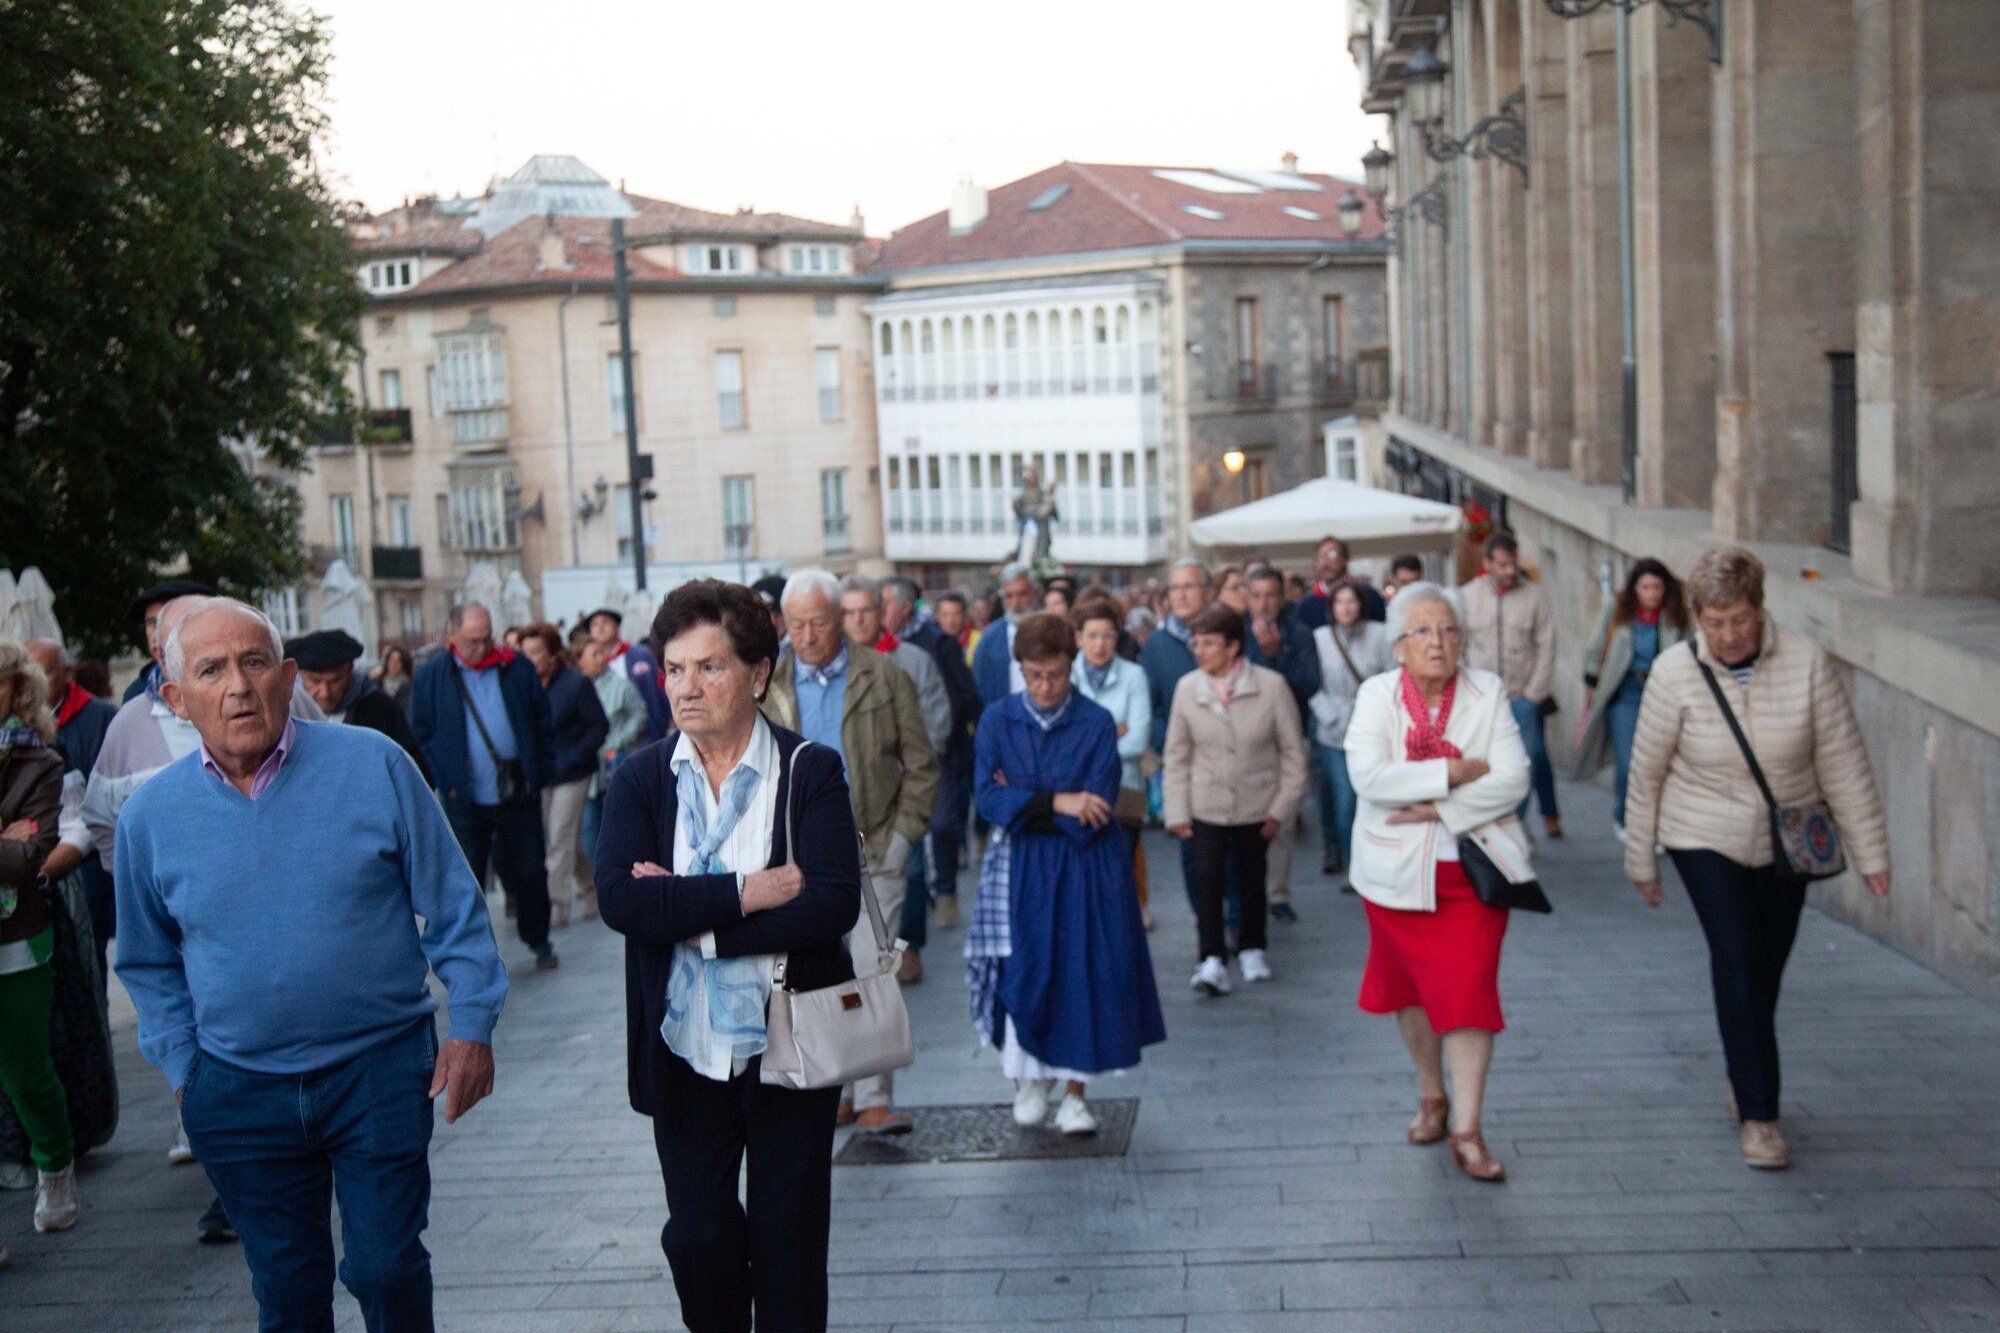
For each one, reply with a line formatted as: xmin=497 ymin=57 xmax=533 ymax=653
xmin=6 ymin=777 xmax=2000 ymax=1330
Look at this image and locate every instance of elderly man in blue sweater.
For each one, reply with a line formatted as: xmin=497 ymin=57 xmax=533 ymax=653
xmin=115 ymin=597 xmax=508 ymax=1333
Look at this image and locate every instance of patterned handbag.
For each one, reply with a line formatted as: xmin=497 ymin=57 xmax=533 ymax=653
xmin=1697 ymin=664 xmax=1847 ymax=883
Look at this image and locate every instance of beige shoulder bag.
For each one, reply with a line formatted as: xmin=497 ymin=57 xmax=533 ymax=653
xmin=760 ymin=741 xmax=916 ymax=1090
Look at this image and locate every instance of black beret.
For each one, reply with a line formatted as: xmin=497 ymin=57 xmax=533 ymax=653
xmin=127 ymin=578 xmax=214 ymax=621
xmin=751 ymin=574 xmax=788 ymax=603
xmin=285 ymin=629 xmax=364 ymax=671
xmin=585 ymin=606 xmax=623 ymax=626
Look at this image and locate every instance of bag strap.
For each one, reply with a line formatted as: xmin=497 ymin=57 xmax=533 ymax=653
xmin=783 ymin=739 xmax=893 ymax=957
xmin=1696 ymin=662 xmax=1780 ymax=814
xmin=451 ymin=662 xmax=510 ymax=770
xmin=1328 ymin=624 xmax=1365 ymax=686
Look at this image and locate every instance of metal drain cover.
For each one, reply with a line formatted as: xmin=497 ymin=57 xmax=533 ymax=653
xmin=835 ymin=1099 xmax=1138 ymax=1165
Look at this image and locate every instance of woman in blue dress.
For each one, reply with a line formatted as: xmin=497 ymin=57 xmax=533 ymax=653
xmin=1574 ymin=558 xmax=1688 ymax=825
xmin=970 ymin=613 xmax=1166 ymax=1136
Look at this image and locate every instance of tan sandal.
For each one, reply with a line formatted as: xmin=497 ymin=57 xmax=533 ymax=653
xmin=1448 ymin=1130 xmax=1507 ymax=1182
xmin=1407 ymin=1096 xmax=1450 ymax=1145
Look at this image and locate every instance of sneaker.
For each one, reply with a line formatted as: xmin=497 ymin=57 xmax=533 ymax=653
xmin=1191 ymin=956 xmax=1232 ymax=996
xmin=197 ymin=1196 xmax=237 ymax=1245
xmin=1321 ymin=853 xmax=1342 ymax=876
xmin=1239 ymin=949 xmax=1272 ymax=983
xmin=532 ymin=944 xmax=560 ymax=972
xmin=168 ymin=1120 xmax=195 ymax=1166
xmin=1054 ymin=1093 xmax=1098 ymax=1137
xmin=1741 ymin=1120 xmax=1789 ymax=1170
xmin=932 ymin=895 xmax=959 ymax=929
xmin=33 ymin=1165 xmax=78 ymax=1234
xmin=1012 ymin=1079 xmax=1052 ymax=1127
xmin=1269 ymin=902 xmax=1298 ymax=924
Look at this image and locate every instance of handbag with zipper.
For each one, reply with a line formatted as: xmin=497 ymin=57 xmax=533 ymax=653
xmin=1456 ymin=824 xmax=1553 ymax=913
xmin=1696 ymin=662 xmax=1846 ymax=883
xmin=760 ymin=741 xmax=916 ymax=1090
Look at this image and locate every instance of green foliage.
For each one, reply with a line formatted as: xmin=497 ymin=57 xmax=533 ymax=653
xmin=0 ymin=0 xmax=363 ymax=656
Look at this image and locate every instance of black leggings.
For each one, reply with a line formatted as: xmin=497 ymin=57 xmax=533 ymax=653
xmin=1190 ymin=821 xmax=1267 ymax=962
xmin=1670 ymin=849 xmax=1807 ymax=1123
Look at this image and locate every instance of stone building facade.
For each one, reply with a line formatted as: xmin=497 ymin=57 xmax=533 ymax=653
xmin=1349 ymin=0 xmax=2000 ymax=995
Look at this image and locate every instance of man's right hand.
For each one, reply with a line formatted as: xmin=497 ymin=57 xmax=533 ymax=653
xmin=1445 ymin=758 xmax=1490 ymax=787
xmin=741 ymin=864 xmax=805 ymax=914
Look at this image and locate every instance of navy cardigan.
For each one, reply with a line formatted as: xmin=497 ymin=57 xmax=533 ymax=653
xmin=596 ymin=723 xmax=861 ymax=1114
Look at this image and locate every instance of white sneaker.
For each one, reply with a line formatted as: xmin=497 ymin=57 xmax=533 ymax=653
xmin=1055 ymin=1093 xmax=1098 ymax=1137
xmin=1012 ymin=1079 xmax=1052 ymax=1127
xmin=1191 ymin=956 xmax=1232 ymax=996
xmin=34 ymin=1164 xmax=78 ymax=1233
xmin=168 ymin=1119 xmax=195 ymax=1166
xmin=1239 ymin=949 xmax=1272 ymax=983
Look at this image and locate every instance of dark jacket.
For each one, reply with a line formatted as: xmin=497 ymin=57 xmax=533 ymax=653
xmin=1138 ymin=626 xmax=1197 ymax=753
xmin=1297 ymin=579 xmax=1387 ymax=630
xmin=55 ymin=691 xmax=117 ymax=785
xmin=972 ymin=619 xmax=1015 ymax=711
xmin=596 ymin=724 xmax=861 ymax=1115
xmin=1243 ymin=609 xmax=1321 ymax=727
xmin=342 ymin=680 xmax=433 ymax=785
xmin=906 ymin=616 xmax=980 ymax=760
xmin=541 ymin=662 xmax=610 ymax=786
xmin=408 ymin=650 xmax=554 ymax=811
xmin=0 ymin=742 xmax=62 ymax=946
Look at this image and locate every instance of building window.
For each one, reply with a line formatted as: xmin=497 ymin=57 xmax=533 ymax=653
xmin=378 ymin=368 xmax=403 ymax=409
xmin=426 ymin=365 xmax=443 ymax=418
xmin=714 ymin=350 xmax=745 ymax=429
xmin=820 ymin=469 xmax=850 ymax=553
xmin=1234 ymin=297 xmax=1258 ymax=395
xmin=330 ymin=494 xmax=356 ymax=561
xmin=721 ymin=475 xmax=753 ymax=558
xmin=400 ymin=599 xmax=424 ymax=638
xmin=607 ymin=352 xmax=639 ymax=429
xmin=447 ymin=465 xmax=519 ymax=553
xmin=1331 ymin=431 xmax=1359 ymax=482
xmin=613 ymin=483 xmax=647 ymax=564
xmin=375 ymin=315 xmax=396 ymax=335
xmin=386 ymin=493 xmax=414 ymax=547
xmin=786 ymin=244 xmax=846 ymax=274
xmin=1322 ymin=295 xmax=1344 ymax=383
xmin=363 ymin=261 xmax=415 ymax=293
xmin=263 ymin=587 xmax=310 ymax=637
xmin=1829 ymin=351 xmax=1858 ymax=553
xmin=687 ymin=244 xmax=748 ymax=275
xmin=814 ymin=347 xmax=842 ymax=423
xmin=713 ymin=296 xmax=737 ymax=318
xmin=814 ymin=295 xmax=837 ymax=317
xmin=432 ymin=327 xmax=508 ymax=410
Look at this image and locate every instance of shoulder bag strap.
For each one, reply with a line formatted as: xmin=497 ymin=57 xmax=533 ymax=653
xmin=783 ymin=740 xmax=893 ymax=959
xmin=1329 ymin=624 xmax=1365 ymax=686
xmin=1696 ymin=662 xmax=1780 ymax=814
xmin=451 ymin=664 xmax=509 ymax=770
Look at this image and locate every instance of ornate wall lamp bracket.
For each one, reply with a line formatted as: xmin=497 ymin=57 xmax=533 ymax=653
xmin=1419 ymin=87 xmax=1528 ymax=180
xmin=1542 ymin=0 xmax=1723 ymax=64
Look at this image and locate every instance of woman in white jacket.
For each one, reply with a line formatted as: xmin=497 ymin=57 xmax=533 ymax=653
xmin=1345 ymin=584 xmax=1531 ymax=1182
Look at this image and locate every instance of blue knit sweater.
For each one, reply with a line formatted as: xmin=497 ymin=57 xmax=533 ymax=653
xmin=114 ymin=721 xmax=508 ymax=1090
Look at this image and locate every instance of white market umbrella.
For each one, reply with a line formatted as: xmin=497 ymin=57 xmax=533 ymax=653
xmin=1188 ymin=478 xmax=1462 ymax=559
xmin=0 ymin=571 xmax=17 ymax=641
xmin=318 ymin=559 xmax=378 ymax=661
xmin=500 ymin=571 xmax=535 ymax=631
xmin=3 ymin=568 xmax=62 ymax=644
xmin=460 ymin=561 xmax=503 ymax=621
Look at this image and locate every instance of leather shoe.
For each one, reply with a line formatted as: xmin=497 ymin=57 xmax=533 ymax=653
xmin=896 ymin=949 xmax=924 ymax=984
xmin=835 ymin=1100 xmax=856 ymax=1127
xmin=1448 ymin=1130 xmax=1506 ymax=1182
xmin=854 ymin=1106 xmax=913 ymax=1136
xmin=1543 ymin=815 xmax=1565 ymax=840
xmin=1741 ymin=1120 xmax=1788 ymax=1170
xmin=932 ymin=895 xmax=959 ymax=929
xmin=1407 ymin=1096 xmax=1450 ymax=1145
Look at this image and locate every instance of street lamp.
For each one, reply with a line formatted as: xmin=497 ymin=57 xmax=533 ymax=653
xmin=1222 ymin=450 xmax=1248 ymax=507
xmin=1362 ymin=141 xmax=1394 ymax=201
xmin=1402 ymin=45 xmax=1528 ymax=180
xmin=1403 ymin=45 xmax=1448 ymax=127
xmin=1337 ymin=190 xmax=1366 ymax=236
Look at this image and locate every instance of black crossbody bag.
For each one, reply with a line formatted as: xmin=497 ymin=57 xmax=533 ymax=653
xmin=452 ymin=668 xmax=528 ymax=805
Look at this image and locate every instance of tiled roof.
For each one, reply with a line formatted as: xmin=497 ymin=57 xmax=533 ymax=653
xmin=349 ymin=207 xmax=483 ymax=257
xmin=873 ymin=161 xmax=1387 ymax=273
xmin=392 ymin=215 xmax=680 ymax=295
xmin=626 ymin=196 xmax=859 ymax=241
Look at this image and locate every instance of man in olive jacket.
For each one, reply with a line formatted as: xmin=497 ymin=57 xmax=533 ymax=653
xmin=761 ymin=569 xmax=937 ymax=1135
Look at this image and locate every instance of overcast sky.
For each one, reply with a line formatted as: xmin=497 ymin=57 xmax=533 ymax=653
xmin=315 ymin=0 xmax=1384 ymax=235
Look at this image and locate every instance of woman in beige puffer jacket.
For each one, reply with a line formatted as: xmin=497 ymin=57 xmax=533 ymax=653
xmin=1624 ymin=547 xmax=1889 ymax=1173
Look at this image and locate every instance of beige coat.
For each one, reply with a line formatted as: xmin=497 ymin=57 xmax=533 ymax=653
xmin=1161 ymin=661 xmax=1309 ymax=829
xmin=763 ymin=647 xmax=938 ymax=865
xmin=1622 ymin=616 xmax=1889 ymax=883
xmin=1459 ymin=573 xmax=1555 ymax=703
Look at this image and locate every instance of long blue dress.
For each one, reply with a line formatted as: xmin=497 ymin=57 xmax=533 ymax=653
xmin=974 ymin=692 xmax=1167 ymax=1075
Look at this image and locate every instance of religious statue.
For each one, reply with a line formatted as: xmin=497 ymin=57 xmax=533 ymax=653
xmin=1011 ymin=466 xmax=1057 ymax=568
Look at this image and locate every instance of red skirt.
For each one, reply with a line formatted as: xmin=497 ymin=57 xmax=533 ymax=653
xmin=1358 ymin=861 xmax=1508 ymax=1033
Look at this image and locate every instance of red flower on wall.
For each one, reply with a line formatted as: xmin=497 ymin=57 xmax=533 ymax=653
xmin=1460 ymin=499 xmax=1494 ymax=541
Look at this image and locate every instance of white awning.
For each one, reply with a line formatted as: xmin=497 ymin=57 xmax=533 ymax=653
xmin=1188 ymin=478 xmax=1462 ymax=558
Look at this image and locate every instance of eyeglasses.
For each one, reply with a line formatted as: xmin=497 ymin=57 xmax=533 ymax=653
xmin=1019 ymin=664 xmax=1070 ymax=686
xmin=1402 ymin=625 xmax=1461 ymax=642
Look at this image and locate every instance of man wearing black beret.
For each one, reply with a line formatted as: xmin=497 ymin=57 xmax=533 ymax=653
xmin=287 ymin=630 xmax=432 ymax=783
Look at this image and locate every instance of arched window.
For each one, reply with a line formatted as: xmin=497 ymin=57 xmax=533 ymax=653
xmin=1139 ymin=301 xmax=1160 ymax=391
xmin=898 ymin=320 xmax=916 ymax=400
xmin=1024 ymin=311 xmax=1043 ymax=395
xmin=1114 ymin=306 xmax=1134 ymax=391
xmin=961 ymin=316 xmax=978 ymax=395
xmin=1068 ymin=309 xmax=1087 ymax=391
xmin=919 ymin=319 xmax=936 ymax=399
xmin=878 ymin=322 xmax=896 ymax=399
xmin=939 ymin=319 xmax=958 ymax=399
xmin=1002 ymin=313 xmax=1020 ymax=395
xmin=981 ymin=314 xmax=1000 ymax=394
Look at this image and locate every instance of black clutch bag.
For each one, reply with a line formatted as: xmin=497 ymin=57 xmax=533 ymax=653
xmin=1457 ymin=836 xmax=1553 ymax=914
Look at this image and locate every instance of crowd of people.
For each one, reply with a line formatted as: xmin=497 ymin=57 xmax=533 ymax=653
xmin=0 ymin=534 xmax=1895 ymax=1330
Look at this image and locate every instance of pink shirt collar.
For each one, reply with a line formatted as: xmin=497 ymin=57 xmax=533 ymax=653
xmin=201 ymin=718 xmax=298 ymax=799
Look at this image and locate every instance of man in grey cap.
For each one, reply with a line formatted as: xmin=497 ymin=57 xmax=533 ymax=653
xmin=288 ymin=630 xmax=430 ymax=782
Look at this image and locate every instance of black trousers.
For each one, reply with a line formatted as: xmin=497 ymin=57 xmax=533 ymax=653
xmin=448 ymin=800 xmax=550 ymax=951
xmin=1190 ymin=821 xmax=1268 ymax=962
xmin=652 ymin=1052 xmax=840 ymax=1333
xmin=1670 ymin=848 xmax=1808 ymax=1123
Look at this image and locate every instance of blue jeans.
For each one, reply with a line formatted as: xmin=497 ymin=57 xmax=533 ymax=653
xmin=901 ymin=839 xmax=930 ymax=949
xmin=1607 ymin=675 xmax=1646 ymax=825
xmin=1510 ymin=698 xmax=1561 ymax=821
xmin=1314 ymin=743 xmax=1358 ymax=871
xmin=181 ymin=1019 xmax=437 ymax=1333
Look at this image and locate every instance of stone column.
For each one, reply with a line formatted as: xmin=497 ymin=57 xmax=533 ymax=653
xmin=1711 ymin=0 xmax=1858 ymax=544
xmin=1521 ymin=0 xmax=1574 ymax=468
xmin=1565 ymin=9 xmax=1622 ymax=486
xmin=1631 ymin=2 xmax=1717 ymax=508
xmin=1485 ymin=0 xmax=1531 ymax=457
xmin=1849 ymin=0 xmax=2000 ymax=596
xmin=1461 ymin=2 xmax=1497 ymax=449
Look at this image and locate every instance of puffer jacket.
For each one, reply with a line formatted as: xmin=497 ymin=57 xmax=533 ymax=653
xmin=1459 ymin=573 xmax=1555 ymax=703
xmin=1622 ymin=616 xmax=1889 ymax=883
xmin=0 ymin=740 xmax=63 ymax=947
xmin=1161 ymin=662 xmax=1309 ymax=829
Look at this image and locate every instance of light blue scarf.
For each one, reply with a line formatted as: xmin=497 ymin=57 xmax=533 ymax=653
xmin=660 ymin=754 xmax=770 ymax=1078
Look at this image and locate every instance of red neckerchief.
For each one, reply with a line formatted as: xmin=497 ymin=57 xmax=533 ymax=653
xmin=55 ymin=681 xmax=94 ymax=728
xmin=607 ymin=640 xmax=630 ymax=661
xmin=1399 ymin=669 xmax=1463 ymax=761
xmin=1314 ymin=578 xmax=1333 ymax=599
xmin=1635 ymin=606 xmax=1663 ymax=626
xmin=451 ymin=643 xmax=517 ymax=672
xmin=875 ymin=629 xmax=900 ymax=654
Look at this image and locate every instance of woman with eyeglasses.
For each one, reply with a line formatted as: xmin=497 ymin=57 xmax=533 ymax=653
xmin=1344 ymin=583 xmax=1532 ymax=1182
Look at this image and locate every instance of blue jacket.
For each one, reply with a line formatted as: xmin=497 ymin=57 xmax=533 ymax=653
xmin=907 ymin=616 xmax=980 ymax=759
xmin=1138 ymin=627 xmax=1196 ymax=753
xmin=1297 ymin=580 xmax=1386 ymax=630
xmin=1243 ymin=610 xmax=1321 ymax=726
xmin=616 ymin=642 xmax=672 ymax=740
xmin=409 ymin=650 xmax=555 ymax=811
xmin=541 ymin=663 xmax=611 ymax=786
xmin=972 ymin=619 xmax=1016 ymax=711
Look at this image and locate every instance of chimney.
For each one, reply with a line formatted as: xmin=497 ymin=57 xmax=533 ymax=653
xmin=537 ymin=219 xmax=568 ymax=271
xmin=1281 ymin=151 xmax=1301 ymax=175
xmin=849 ymin=201 xmax=866 ymax=233
xmin=948 ymin=176 xmax=988 ymax=233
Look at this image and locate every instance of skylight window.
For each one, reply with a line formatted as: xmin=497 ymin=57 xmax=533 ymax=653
xmin=1152 ymin=169 xmax=1263 ymax=194
xmin=1026 ymin=184 xmax=1071 ymax=211
xmin=1220 ymin=168 xmax=1324 ymax=192
xmin=1282 ymin=206 xmax=1322 ymax=221
xmin=1181 ymin=204 xmax=1226 ymax=221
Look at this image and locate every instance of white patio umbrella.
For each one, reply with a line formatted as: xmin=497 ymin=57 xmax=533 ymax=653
xmin=2 ymin=568 xmax=62 ymax=644
xmin=500 ymin=570 xmax=535 ymax=631
xmin=1188 ymin=478 xmax=1463 ymax=559
xmin=0 ymin=571 xmax=17 ymax=642
xmin=460 ymin=561 xmax=503 ymax=621
xmin=317 ymin=559 xmax=378 ymax=662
